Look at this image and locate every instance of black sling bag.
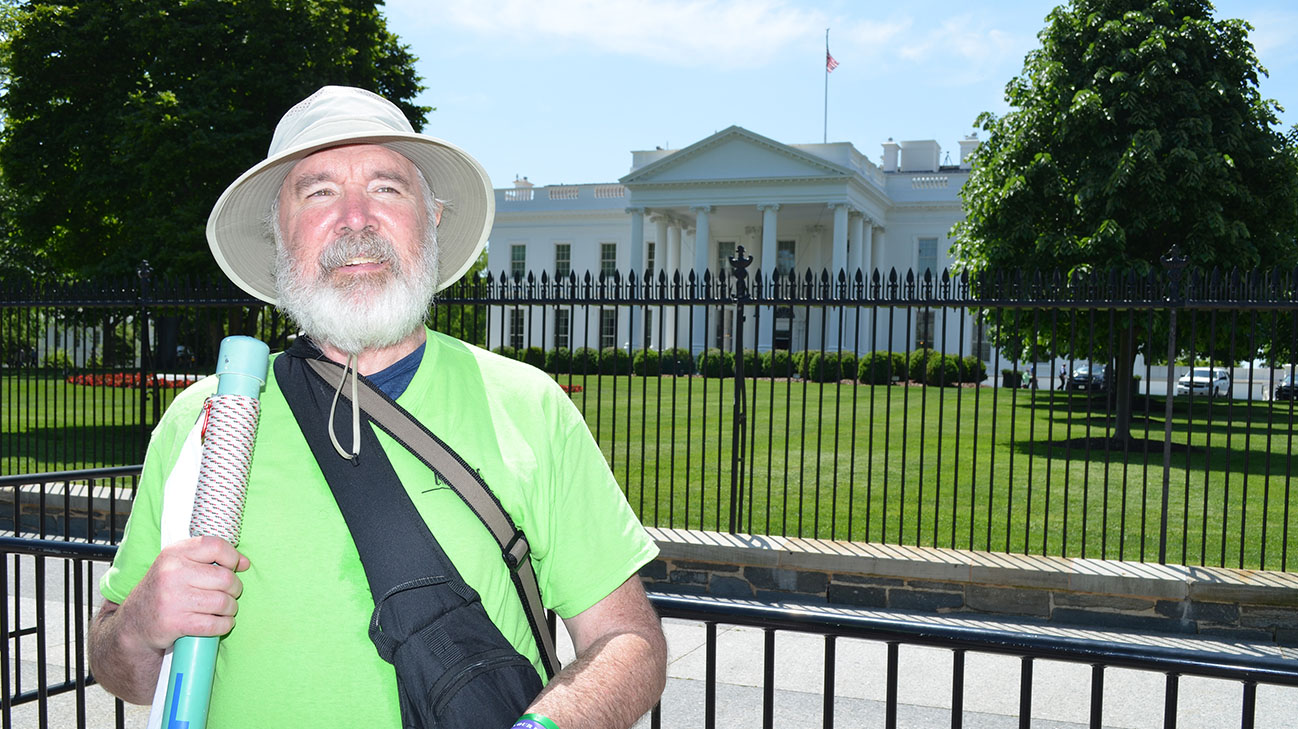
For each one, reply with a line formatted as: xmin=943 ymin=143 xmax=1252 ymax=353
xmin=275 ymin=342 xmax=558 ymax=728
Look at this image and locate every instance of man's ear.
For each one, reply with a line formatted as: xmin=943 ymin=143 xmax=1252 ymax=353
xmin=432 ymin=199 xmax=444 ymax=227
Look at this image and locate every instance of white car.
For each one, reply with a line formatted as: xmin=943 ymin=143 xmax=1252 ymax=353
xmin=1175 ymin=367 xmax=1230 ymax=397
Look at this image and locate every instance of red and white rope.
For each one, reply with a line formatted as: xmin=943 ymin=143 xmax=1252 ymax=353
xmin=190 ymin=394 xmax=260 ymax=546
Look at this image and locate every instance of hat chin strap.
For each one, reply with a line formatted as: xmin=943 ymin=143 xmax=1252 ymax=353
xmin=327 ymin=352 xmax=362 ymax=462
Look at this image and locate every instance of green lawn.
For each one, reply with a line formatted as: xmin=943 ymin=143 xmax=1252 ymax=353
xmin=5 ymin=371 xmax=1295 ymax=570
xmin=557 ymin=373 xmax=1297 ymax=571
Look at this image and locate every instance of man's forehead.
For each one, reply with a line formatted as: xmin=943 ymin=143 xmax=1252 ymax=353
xmin=285 ymin=143 xmax=418 ymax=181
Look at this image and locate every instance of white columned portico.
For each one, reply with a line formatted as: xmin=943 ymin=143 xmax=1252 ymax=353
xmin=828 ymin=203 xmax=850 ymax=352
xmin=691 ymin=206 xmax=713 ymax=355
xmin=666 ymin=221 xmax=681 ymax=279
xmin=757 ymin=203 xmax=780 ymax=352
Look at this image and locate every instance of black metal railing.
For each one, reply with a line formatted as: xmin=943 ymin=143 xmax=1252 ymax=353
xmin=4 ymin=256 xmax=1297 ymax=569
xmin=3 ymin=538 xmax=1294 ymax=729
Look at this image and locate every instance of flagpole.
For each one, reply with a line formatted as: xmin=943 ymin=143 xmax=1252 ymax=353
xmin=823 ymin=28 xmax=829 ymax=143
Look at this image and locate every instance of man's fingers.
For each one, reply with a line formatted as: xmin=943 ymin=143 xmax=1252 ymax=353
xmin=178 ymin=535 xmax=250 ymax=572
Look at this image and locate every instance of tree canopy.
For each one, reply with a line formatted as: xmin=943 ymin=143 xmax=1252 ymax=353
xmin=0 ymin=0 xmax=426 ymax=282
xmin=951 ymin=0 xmax=1298 ymax=440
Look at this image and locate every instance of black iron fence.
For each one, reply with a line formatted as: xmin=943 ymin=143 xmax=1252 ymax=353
xmin=3 ymin=537 xmax=1295 ymax=729
xmin=3 ymin=254 xmax=1297 ymax=569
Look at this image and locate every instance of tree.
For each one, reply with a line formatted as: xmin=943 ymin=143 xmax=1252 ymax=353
xmin=952 ymin=0 xmax=1298 ymax=441
xmin=0 ymin=0 xmax=426 ymax=282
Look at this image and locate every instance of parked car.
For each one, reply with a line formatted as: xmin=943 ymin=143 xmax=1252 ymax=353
xmin=1067 ymin=364 xmax=1108 ymax=391
xmin=1273 ymin=374 xmax=1298 ymax=401
xmin=1175 ymin=367 xmax=1230 ymax=397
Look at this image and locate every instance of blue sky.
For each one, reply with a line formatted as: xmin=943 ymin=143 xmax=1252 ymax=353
xmin=382 ymin=0 xmax=1298 ymax=190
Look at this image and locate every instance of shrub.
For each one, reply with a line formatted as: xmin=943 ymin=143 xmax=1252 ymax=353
xmin=43 ymin=349 xmax=73 ymax=371
xmin=858 ymin=351 xmax=897 ymax=384
xmin=491 ymin=345 xmax=518 ymax=361
xmin=908 ymin=349 xmax=935 ymax=382
xmin=633 ymin=348 xmax=660 ymax=376
xmin=545 ymin=347 xmax=572 ymax=374
xmin=961 ymin=356 xmax=987 ymax=384
xmin=889 ymin=351 xmax=908 ymax=380
xmin=739 ymin=349 xmax=761 ymax=377
xmin=522 ymin=347 xmax=546 ymax=370
xmin=659 ymin=347 xmax=694 ymax=375
xmin=925 ymin=353 xmax=962 ymax=386
xmin=803 ymin=351 xmax=859 ymax=382
xmin=571 ymin=347 xmax=599 ymax=374
xmin=762 ymin=349 xmax=795 ymax=378
xmin=599 ymin=346 xmax=632 ymax=375
xmin=698 ymin=348 xmax=735 ymax=378
xmin=791 ymin=350 xmax=809 ymax=379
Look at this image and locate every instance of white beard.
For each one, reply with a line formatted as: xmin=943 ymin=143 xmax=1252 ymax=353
xmin=275 ymin=229 xmax=440 ymax=355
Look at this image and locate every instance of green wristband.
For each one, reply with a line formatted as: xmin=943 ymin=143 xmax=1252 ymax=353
xmin=513 ymin=713 xmax=560 ymax=729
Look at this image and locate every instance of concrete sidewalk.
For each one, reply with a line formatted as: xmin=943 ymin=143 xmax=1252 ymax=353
xmin=7 ymin=560 xmax=1297 ymax=728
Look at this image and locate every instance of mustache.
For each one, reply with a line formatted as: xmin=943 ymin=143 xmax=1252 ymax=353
xmin=315 ymin=230 xmax=402 ymax=276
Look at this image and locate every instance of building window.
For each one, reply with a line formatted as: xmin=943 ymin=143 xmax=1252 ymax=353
xmin=599 ymin=308 xmax=617 ymax=349
xmin=717 ymin=241 xmax=736 ymax=276
xmin=643 ymin=310 xmax=653 ymax=350
xmin=916 ymin=310 xmax=935 ymax=351
xmin=646 ymin=242 xmax=655 ymax=276
xmin=555 ymin=308 xmax=570 ymax=350
xmin=509 ymin=309 xmax=524 ymax=349
xmin=972 ymin=316 xmax=992 ymax=362
xmin=917 ymin=237 xmax=938 ymax=278
xmin=554 ymin=243 xmax=571 ymax=280
xmin=600 ymin=243 xmax=617 ymax=278
xmin=776 ymin=240 xmax=796 ymax=278
xmin=510 ymin=244 xmax=526 ymax=281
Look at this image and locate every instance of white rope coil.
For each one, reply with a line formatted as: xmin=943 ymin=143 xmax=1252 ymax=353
xmin=190 ymin=394 xmax=261 ymax=546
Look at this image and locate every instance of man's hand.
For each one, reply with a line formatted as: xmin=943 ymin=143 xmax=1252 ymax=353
xmin=89 ymin=536 xmax=250 ymax=704
xmin=526 ymin=576 xmax=667 ymax=729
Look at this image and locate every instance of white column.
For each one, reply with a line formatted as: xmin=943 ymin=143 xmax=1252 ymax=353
xmin=829 ymin=205 xmax=849 ymax=351
xmin=863 ymin=219 xmax=876 ymax=281
xmin=849 ymin=212 xmax=866 ymax=280
xmin=758 ymin=204 xmax=780 ymax=352
xmin=667 ymin=222 xmax=682 ymax=280
xmin=691 ymin=206 xmax=712 ymax=355
xmin=627 ymin=206 xmax=646 ymax=351
xmin=653 ymin=214 xmax=669 ymax=283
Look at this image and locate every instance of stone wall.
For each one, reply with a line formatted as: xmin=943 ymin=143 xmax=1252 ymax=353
xmin=642 ymin=528 xmax=1298 ymax=645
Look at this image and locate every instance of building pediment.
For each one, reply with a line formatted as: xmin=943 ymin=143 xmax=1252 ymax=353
xmin=620 ymin=126 xmax=853 ymax=187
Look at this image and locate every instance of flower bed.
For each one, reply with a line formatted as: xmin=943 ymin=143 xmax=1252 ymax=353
xmin=559 ymin=384 xmax=584 ymax=395
xmin=66 ymin=373 xmax=203 ymax=389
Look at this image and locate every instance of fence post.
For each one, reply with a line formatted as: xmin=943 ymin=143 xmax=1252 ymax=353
xmin=729 ymin=246 xmax=754 ymax=534
xmin=136 ymin=261 xmax=154 ymax=464
xmin=1159 ymin=247 xmax=1187 ymax=564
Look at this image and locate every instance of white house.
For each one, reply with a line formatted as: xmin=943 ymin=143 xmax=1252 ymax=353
xmin=486 ymin=126 xmax=984 ymax=359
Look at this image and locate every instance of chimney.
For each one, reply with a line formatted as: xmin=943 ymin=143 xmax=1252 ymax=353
xmin=958 ymin=134 xmax=980 ymax=170
xmin=513 ymin=175 xmax=533 ymax=189
xmin=881 ymin=138 xmax=900 ymax=172
xmin=898 ymin=140 xmax=940 ymax=172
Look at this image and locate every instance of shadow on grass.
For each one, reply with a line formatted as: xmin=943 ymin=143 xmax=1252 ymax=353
xmin=2 ymin=424 xmax=145 ymax=473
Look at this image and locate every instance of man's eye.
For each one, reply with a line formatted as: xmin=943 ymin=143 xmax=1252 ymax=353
xmin=306 ymin=188 xmax=334 ymax=198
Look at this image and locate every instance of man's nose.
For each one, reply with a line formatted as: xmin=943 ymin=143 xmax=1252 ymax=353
xmin=337 ymin=190 xmax=377 ymax=234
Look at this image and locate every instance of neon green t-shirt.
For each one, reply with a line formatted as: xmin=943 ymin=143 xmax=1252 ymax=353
xmin=100 ymin=330 xmax=658 ymax=728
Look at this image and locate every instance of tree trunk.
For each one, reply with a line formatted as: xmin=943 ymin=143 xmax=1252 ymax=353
xmin=1113 ymin=325 xmax=1138 ymax=442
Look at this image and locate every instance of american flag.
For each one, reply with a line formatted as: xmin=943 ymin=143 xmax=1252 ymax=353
xmin=826 ymin=50 xmax=839 ymax=73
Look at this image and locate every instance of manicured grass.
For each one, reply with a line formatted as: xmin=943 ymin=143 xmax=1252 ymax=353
xmin=555 ymin=372 xmax=1297 ymax=571
xmin=5 ymin=370 xmax=1295 ymax=570
xmin=1 ymin=372 xmax=183 ymax=475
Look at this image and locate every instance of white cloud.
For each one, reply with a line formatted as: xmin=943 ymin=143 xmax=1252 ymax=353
xmin=423 ymin=0 xmax=828 ymax=69
xmin=1243 ymin=11 xmax=1298 ymax=69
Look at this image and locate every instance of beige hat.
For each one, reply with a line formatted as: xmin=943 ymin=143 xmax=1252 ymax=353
xmin=206 ymin=85 xmax=493 ymax=305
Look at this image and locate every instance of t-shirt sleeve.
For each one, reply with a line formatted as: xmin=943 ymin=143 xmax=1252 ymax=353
xmin=98 ymin=386 xmax=207 ymax=605
xmin=531 ymin=387 xmax=658 ymax=619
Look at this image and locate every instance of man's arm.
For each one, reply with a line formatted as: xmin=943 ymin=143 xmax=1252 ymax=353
xmin=89 ymin=536 xmax=250 ymax=704
xmin=524 ymin=576 xmax=666 ymax=729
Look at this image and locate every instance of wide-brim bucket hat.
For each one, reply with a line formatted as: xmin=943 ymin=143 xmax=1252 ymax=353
xmin=206 ymin=85 xmax=493 ymax=305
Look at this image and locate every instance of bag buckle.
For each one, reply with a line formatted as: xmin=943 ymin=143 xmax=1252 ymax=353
xmin=503 ymin=529 xmax=529 ymax=572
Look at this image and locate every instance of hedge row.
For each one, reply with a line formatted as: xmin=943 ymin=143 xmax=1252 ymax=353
xmin=488 ymin=345 xmax=987 ymax=385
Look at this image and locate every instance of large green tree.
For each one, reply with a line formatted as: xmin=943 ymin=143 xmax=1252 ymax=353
xmin=0 ymin=0 xmax=425 ymax=282
xmin=952 ymin=0 xmax=1298 ymax=441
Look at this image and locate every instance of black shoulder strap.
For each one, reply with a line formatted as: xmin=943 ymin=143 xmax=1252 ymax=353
xmin=296 ymin=352 xmax=561 ymax=677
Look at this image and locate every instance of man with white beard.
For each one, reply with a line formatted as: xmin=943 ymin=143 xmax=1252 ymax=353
xmin=88 ymin=86 xmax=667 ymax=729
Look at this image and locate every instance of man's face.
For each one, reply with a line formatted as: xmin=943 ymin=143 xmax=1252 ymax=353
xmin=277 ymin=144 xmax=429 ymax=291
xmin=273 ymin=143 xmax=441 ymax=354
